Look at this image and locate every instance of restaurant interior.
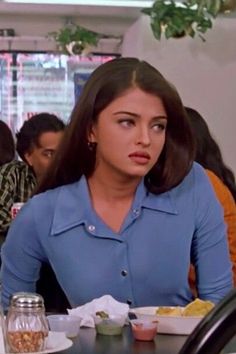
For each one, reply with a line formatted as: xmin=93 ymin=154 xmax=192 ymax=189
xmin=0 ymin=1 xmax=236 ymax=353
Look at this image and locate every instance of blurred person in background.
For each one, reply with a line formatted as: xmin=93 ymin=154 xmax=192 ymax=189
xmin=0 ymin=113 xmax=65 ymax=243
xmin=185 ymin=106 xmax=236 ymax=286
xmin=1 ymin=58 xmax=233 ymax=311
xmin=0 ymin=120 xmax=15 ymax=167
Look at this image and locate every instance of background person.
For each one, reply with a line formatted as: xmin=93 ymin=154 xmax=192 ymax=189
xmin=0 ymin=113 xmax=65 ymax=242
xmin=1 ymin=58 xmax=233 ymax=310
xmin=0 ymin=113 xmax=66 ymax=312
xmin=0 ymin=120 xmax=15 ymax=167
xmin=185 ymin=106 xmax=236 ymax=286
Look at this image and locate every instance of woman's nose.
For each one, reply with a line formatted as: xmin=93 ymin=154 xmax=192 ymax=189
xmin=135 ymin=126 xmax=151 ymax=146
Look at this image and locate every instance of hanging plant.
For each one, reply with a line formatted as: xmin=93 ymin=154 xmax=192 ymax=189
xmin=142 ymin=0 xmax=224 ymax=41
xmin=48 ymin=23 xmax=99 ymax=55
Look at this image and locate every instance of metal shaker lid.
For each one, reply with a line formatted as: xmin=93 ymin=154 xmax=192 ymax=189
xmin=10 ymin=292 xmax=45 ymax=309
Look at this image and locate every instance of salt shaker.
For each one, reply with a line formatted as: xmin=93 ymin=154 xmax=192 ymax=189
xmin=6 ymin=292 xmax=49 ymax=353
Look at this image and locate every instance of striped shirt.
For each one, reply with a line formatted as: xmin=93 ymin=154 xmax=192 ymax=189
xmin=0 ymin=160 xmax=36 ymax=241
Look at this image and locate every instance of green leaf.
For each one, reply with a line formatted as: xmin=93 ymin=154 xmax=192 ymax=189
xmin=141 ymin=0 xmax=221 ymax=41
xmin=151 ymin=21 xmax=162 ymax=40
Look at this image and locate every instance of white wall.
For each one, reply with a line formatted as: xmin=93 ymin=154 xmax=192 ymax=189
xmin=0 ymin=14 xmax=127 ymax=53
xmin=122 ymin=15 xmax=236 ymax=174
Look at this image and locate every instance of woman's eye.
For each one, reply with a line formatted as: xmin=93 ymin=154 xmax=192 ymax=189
xmin=118 ymin=119 xmax=135 ymax=127
xmin=152 ymin=123 xmax=166 ymax=131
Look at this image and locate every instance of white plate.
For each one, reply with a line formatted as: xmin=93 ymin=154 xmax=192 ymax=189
xmin=130 ymin=306 xmax=203 ymax=335
xmin=6 ymin=331 xmax=73 ymax=354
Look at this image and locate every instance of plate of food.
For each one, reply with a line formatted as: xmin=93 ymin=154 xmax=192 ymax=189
xmin=130 ymin=298 xmax=214 ymax=335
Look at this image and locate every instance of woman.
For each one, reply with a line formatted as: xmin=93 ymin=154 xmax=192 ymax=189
xmin=1 ymin=58 xmax=233 ymax=310
xmin=0 ymin=120 xmax=15 ymax=166
xmin=185 ymin=107 xmax=236 ymax=285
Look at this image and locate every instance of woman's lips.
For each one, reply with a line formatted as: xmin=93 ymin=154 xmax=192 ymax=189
xmin=128 ymin=152 xmax=151 ymax=165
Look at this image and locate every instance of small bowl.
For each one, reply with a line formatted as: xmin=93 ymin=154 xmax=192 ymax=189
xmin=94 ymin=314 xmax=126 ymax=336
xmin=47 ymin=315 xmax=81 ymax=338
xmin=130 ymin=319 xmax=158 ymax=341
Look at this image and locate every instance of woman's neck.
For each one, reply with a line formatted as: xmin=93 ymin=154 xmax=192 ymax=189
xmin=87 ymin=171 xmax=141 ymax=203
xmin=87 ymin=172 xmax=141 ymax=233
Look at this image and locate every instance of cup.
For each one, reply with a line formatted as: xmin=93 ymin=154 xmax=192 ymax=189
xmin=11 ymin=203 xmax=24 ymax=219
xmin=130 ymin=318 xmax=158 ymax=341
xmin=47 ymin=315 xmax=81 ymax=338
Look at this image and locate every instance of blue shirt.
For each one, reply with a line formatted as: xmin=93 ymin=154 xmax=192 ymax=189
xmin=1 ymin=163 xmax=233 ymax=309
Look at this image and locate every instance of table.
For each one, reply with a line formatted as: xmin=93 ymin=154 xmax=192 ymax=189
xmin=62 ymin=327 xmax=187 ymax=354
xmin=58 ymin=326 xmax=236 ymax=354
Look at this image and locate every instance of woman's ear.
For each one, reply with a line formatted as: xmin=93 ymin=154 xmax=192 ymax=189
xmin=87 ymin=125 xmax=97 ymax=143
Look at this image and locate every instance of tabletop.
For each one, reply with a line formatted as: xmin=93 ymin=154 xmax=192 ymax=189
xmin=61 ymin=327 xmax=186 ymax=354
xmin=58 ymin=326 xmax=236 ymax=354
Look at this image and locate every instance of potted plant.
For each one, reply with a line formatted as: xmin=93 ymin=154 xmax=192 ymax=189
xmin=48 ymin=23 xmax=99 ymax=55
xmin=142 ymin=0 xmax=223 ymax=41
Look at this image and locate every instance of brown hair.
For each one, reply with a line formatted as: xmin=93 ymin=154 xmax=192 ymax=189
xmin=37 ymin=57 xmax=195 ymax=195
xmin=0 ymin=120 xmax=15 ymax=166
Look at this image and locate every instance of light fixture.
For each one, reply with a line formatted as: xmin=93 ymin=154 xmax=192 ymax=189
xmin=3 ymin=0 xmax=154 ymax=7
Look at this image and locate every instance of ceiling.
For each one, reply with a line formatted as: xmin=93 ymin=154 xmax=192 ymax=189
xmin=0 ymin=0 xmax=152 ymax=19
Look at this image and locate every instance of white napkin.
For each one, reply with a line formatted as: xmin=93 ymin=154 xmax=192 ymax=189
xmin=67 ymin=295 xmax=129 ymax=328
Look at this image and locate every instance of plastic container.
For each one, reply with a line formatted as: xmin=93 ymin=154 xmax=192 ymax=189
xmin=47 ymin=315 xmax=81 ymax=338
xmin=130 ymin=319 xmax=158 ymax=341
xmin=94 ymin=314 xmax=126 ymax=336
xmin=6 ymin=292 xmax=49 ymax=353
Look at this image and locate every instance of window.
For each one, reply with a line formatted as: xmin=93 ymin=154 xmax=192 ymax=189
xmin=0 ymin=53 xmax=116 ymax=132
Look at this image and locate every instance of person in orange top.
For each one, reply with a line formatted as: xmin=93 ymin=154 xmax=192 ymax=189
xmin=185 ymin=107 xmax=236 ymax=287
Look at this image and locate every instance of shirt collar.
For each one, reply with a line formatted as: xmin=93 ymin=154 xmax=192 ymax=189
xmin=51 ymin=176 xmax=92 ymax=235
xmin=132 ymin=178 xmax=178 ymax=215
xmin=51 ymin=176 xmax=178 ymax=235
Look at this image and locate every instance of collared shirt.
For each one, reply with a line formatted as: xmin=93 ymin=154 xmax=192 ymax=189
xmin=1 ymin=163 xmax=233 ymax=310
xmin=0 ymin=160 xmax=36 ymax=240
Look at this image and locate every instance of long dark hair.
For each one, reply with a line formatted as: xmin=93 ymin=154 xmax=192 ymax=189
xmin=0 ymin=120 xmax=15 ymax=166
xmin=185 ymin=107 xmax=236 ymax=201
xmin=37 ymin=57 xmax=195 ymax=195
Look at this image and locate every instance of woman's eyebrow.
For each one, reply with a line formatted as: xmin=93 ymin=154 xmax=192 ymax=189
xmin=113 ymin=111 xmax=167 ymax=119
xmin=113 ymin=111 xmax=139 ymax=117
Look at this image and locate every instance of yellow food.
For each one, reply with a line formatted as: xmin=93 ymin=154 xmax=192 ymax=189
xmin=182 ymin=298 xmax=214 ymax=317
xmin=156 ymin=298 xmax=214 ymax=317
xmin=156 ymin=306 xmax=182 ymax=316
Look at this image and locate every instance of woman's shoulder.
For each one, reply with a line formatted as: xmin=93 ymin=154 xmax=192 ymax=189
xmin=175 ymin=162 xmax=212 ymax=192
xmin=31 ymin=180 xmax=80 ymax=207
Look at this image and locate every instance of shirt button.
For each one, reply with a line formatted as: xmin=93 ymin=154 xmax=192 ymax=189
xmin=133 ymin=209 xmax=139 ymax=215
xmin=88 ymin=225 xmax=95 ymax=232
xmin=127 ymin=299 xmax=132 ymax=305
xmin=121 ymin=270 xmax=128 ymax=276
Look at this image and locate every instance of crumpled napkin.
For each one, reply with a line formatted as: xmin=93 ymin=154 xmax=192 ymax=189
xmin=67 ymin=295 xmax=129 ymax=328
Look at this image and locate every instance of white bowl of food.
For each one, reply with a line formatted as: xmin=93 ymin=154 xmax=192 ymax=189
xmin=131 ymin=298 xmax=214 ymax=335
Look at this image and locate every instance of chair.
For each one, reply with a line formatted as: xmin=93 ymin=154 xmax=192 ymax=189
xmin=36 ymin=263 xmax=70 ymax=314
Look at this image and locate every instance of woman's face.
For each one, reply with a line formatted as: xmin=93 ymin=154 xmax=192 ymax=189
xmin=89 ymin=87 xmax=167 ymax=181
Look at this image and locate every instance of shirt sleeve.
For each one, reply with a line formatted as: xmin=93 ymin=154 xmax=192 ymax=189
xmin=206 ymin=169 xmax=236 ymax=286
xmin=0 ymin=166 xmax=16 ymax=237
xmin=191 ymin=165 xmax=233 ymax=303
xmin=1 ymin=199 xmax=45 ymax=310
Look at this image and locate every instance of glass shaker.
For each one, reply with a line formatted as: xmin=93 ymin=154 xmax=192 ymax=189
xmin=6 ymin=292 xmax=49 ymax=353
xmin=0 ymin=303 xmax=7 ymax=353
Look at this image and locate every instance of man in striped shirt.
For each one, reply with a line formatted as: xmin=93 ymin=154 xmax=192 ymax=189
xmin=0 ymin=113 xmax=65 ymax=244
